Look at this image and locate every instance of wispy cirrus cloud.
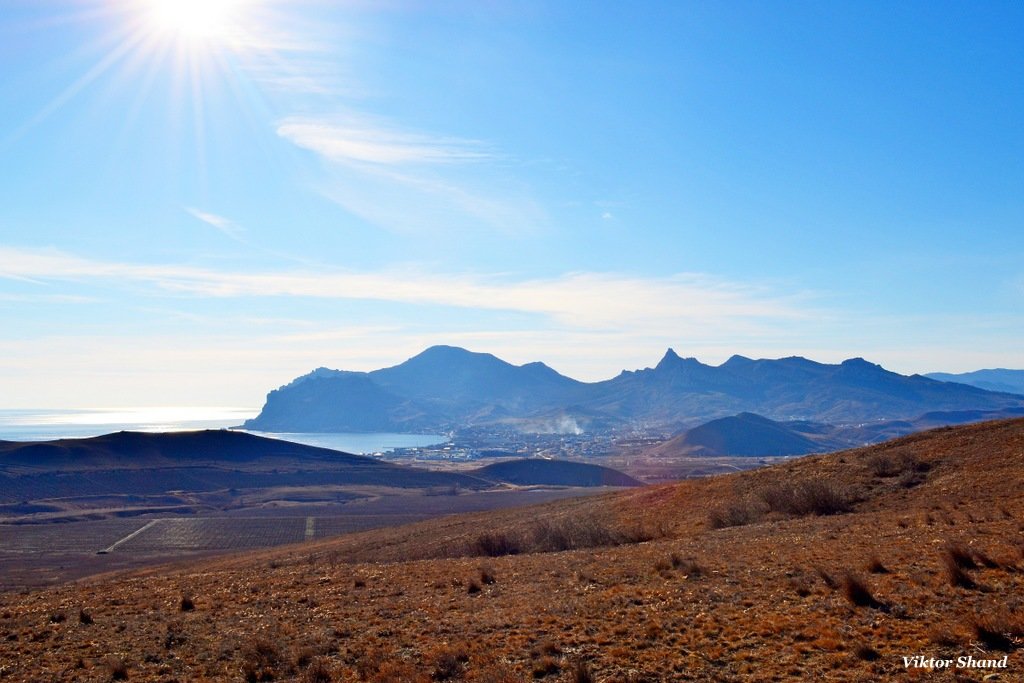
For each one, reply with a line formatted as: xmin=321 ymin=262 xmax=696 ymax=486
xmin=277 ymin=117 xmax=492 ymax=166
xmin=0 ymin=246 xmax=813 ymax=332
xmin=187 ymin=208 xmax=245 ymax=242
xmin=275 ymin=110 xmax=543 ymax=234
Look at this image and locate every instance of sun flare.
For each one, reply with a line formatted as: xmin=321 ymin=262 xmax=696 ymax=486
xmin=144 ymin=0 xmax=245 ymax=42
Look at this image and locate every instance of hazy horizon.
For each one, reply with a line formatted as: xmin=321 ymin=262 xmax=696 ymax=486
xmin=2 ymin=1 xmax=1021 ymax=409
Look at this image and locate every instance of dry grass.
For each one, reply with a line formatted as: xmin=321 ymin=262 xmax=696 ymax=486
xmin=2 ymin=418 xmax=1024 ymax=682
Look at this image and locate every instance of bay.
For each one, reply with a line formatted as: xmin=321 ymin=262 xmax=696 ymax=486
xmin=0 ymin=409 xmax=446 ymax=454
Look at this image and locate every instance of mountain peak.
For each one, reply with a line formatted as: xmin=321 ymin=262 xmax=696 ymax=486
xmin=415 ymin=345 xmax=477 ymax=359
xmin=840 ymin=357 xmax=884 ymax=371
xmin=655 ymin=348 xmax=697 ymax=370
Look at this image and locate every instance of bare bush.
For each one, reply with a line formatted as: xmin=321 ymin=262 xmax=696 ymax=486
xmin=302 ymin=657 xmax=333 ymax=683
xmin=854 ymin=644 xmax=880 ymax=661
xmin=708 ymin=500 xmax=765 ymax=529
xmin=470 ymin=532 xmax=522 ymax=558
xmin=943 ymin=542 xmax=989 ymax=589
xmin=468 ymin=515 xmax=658 ymax=558
xmin=432 ymin=647 xmax=469 ymax=680
xmin=866 ymin=556 xmax=888 ymax=574
xmin=972 ymin=612 xmax=1024 ymax=652
xmin=106 ymin=656 xmax=129 ymax=681
xmin=479 ymin=566 xmax=496 ymax=585
xmin=242 ymin=637 xmax=288 ymax=682
xmin=865 ymin=451 xmax=928 ymax=477
xmin=570 ymin=660 xmax=595 ymax=683
xmin=759 ymin=480 xmax=854 ymax=516
xmin=841 ymin=573 xmax=888 ymax=611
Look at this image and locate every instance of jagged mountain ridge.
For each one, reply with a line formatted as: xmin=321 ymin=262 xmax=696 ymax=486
xmin=243 ymin=346 xmax=1024 ymax=433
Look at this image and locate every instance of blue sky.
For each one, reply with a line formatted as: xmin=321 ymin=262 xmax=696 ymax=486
xmin=1 ymin=0 xmax=1021 ymax=409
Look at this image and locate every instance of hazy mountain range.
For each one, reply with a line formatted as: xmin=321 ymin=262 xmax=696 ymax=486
xmin=244 ymin=346 xmax=1024 ymax=434
xmin=925 ymin=369 xmax=1024 ymax=395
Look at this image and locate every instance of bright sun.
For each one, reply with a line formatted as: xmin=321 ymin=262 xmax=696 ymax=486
xmin=144 ymin=0 xmax=245 ymax=42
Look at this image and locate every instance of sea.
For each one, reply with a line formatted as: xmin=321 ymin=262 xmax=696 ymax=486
xmin=0 ymin=408 xmax=447 ymax=454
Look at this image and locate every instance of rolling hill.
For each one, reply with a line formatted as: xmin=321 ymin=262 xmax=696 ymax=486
xmin=650 ymin=406 xmax=1024 ymax=458
xmin=0 ymin=430 xmax=492 ymax=505
xmin=471 ymin=458 xmax=642 ymax=487
xmin=4 ymin=418 xmax=1022 ymax=681
xmin=651 ymin=412 xmax=824 ymax=457
xmin=0 ymin=431 xmax=641 ymax=510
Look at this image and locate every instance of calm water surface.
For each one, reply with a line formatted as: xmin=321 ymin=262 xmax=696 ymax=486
xmin=0 ymin=409 xmax=446 ymax=454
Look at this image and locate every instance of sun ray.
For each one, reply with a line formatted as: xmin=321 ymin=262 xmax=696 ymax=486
xmin=2 ymin=29 xmax=147 ymax=148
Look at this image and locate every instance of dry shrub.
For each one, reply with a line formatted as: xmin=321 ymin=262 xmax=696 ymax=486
xmin=470 ymin=532 xmax=522 ymax=558
xmin=866 ymin=556 xmax=888 ymax=574
xmin=479 ymin=566 xmax=496 ymax=585
xmin=570 ymin=660 xmax=595 ymax=683
xmin=530 ymin=641 xmax=561 ymax=659
xmin=106 ymin=656 xmax=129 ymax=681
xmin=815 ymin=566 xmax=838 ymax=589
xmin=528 ymin=517 xmax=619 ymax=552
xmin=293 ymin=647 xmax=316 ymax=670
xmin=466 ymin=579 xmax=482 ymax=595
xmin=971 ymin=610 xmax=1024 ymax=652
xmin=179 ymin=593 xmax=195 ymax=612
xmin=78 ymin=609 xmax=94 ymax=625
xmin=302 ymin=657 xmax=334 ymax=683
xmin=946 ymin=543 xmax=978 ymax=570
xmin=865 ymin=451 xmax=928 ymax=478
xmin=708 ymin=499 xmax=765 ymax=529
xmin=927 ymin=625 xmax=961 ymax=647
xmin=531 ymin=657 xmax=560 ymax=678
xmin=164 ymin=623 xmax=186 ymax=650
xmin=432 ymin=646 xmax=469 ymax=680
xmin=671 ymin=556 xmax=704 ymax=578
xmin=354 ymin=647 xmax=386 ymax=680
xmin=790 ymin=576 xmax=813 ymax=597
xmin=841 ymin=573 xmax=888 ymax=611
xmin=242 ymin=637 xmax=289 ymax=682
xmin=943 ymin=543 xmax=988 ymax=589
xmin=469 ymin=515 xmax=658 ymax=558
xmin=972 ymin=548 xmax=1000 ymax=569
xmin=758 ymin=479 xmax=854 ymax=516
xmin=854 ymin=644 xmax=880 ymax=661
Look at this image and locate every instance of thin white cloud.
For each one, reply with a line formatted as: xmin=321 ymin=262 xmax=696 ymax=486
xmin=0 ymin=246 xmax=813 ymax=331
xmin=277 ymin=117 xmax=492 ymax=166
xmin=187 ymin=207 xmax=246 ymax=241
xmin=276 ymin=114 xmax=542 ymax=234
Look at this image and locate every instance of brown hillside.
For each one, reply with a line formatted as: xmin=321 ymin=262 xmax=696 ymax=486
xmin=2 ymin=419 xmax=1023 ymax=681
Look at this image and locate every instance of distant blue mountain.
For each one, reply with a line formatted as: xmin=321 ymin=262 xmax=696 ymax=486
xmin=925 ymin=369 xmax=1024 ymax=396
xmin=243 ymin=346 xmax=1024 ymax=433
